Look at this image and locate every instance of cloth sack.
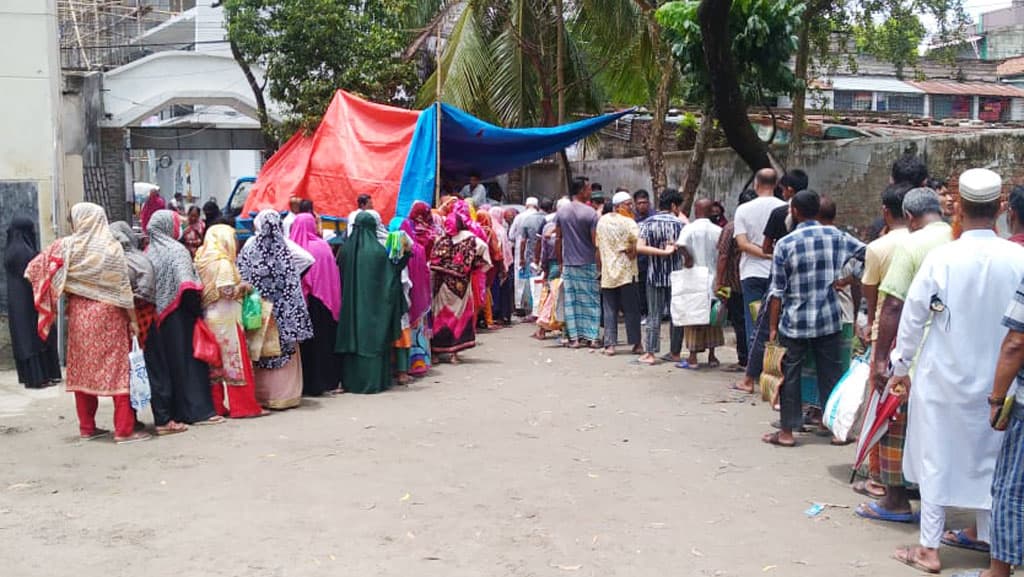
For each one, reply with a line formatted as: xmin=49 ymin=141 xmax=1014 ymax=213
xmin=760 ymin=340 xmax=787 ymax=403
xmin=193 ymin=318 xmax=223 ymax=367
xmin=670 ymin=266 xmax=712 ymax=327
xmin=129 ymin=337 xmax=151 ymax=411
xmin=529 ymin=275 xmax=545 ymax=317
xmin=241 ymin=289 xmax=263 ymax=330
xmin=823 ymin=349 xmax=871 ymax=442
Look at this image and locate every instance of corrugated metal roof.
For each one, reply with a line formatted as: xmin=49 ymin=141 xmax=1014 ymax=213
xmin=907 ymin=79 xmax=1024 ymax=98
xmin=998 ymin=56 xmax=1024 ymax=78
xmin=830 ymin=76 xmax=923 ymax=94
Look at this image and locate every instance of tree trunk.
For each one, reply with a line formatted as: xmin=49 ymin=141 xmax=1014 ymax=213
xmin=645 ymin=39 xmax=674 ymax=195
xmin=230 ymin=39 xmax=276 ymax=158
xmin=680 ymin=107 xmax=714 ymax=214
xmin=697 ymin=0 xmax=770 ymax=172
xmin=555 ymin=0 xmax=569 ymax=197
xmin=789 ymin=14 xmax=811 ymax=152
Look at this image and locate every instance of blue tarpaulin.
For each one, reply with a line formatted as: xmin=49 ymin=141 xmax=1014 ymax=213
xmin=396 ymin=104 xmax=633 ymax=216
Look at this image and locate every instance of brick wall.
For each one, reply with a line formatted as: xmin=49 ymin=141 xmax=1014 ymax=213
xmin=99 ymin=127 xmax=129 ymax=223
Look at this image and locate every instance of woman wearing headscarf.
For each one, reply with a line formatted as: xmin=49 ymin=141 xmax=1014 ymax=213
xmin=290 ymin=212 xmax=342 ymax=396
xmin=139 ymin=188 xmax=165 ymax=233
xmin=202 ymin=200 xmax=222 ymax=230
xmin=335 ymin=211 xmax=408 ymax=393
xmin=26 ymin=203 xmax=148 ymax=443
xmin=430 ymin=199 xmax=492 ymax=364
xmin=475 ymin=210 xmax=505 ymax=329
xmin=237 ymin=209 xmax=313 ymax=409
xmin=144 ymin=210 xmax=220 ymax=428
xmin=194 ymin=224 xmax=265 ymax=418
xmin=4 ymin=216 xmax=61 ymax=389
xmin=385 ymin=217 xmax=415 ymax=385
xmin=407 ymin=201 xmax=438 ymax=376
xmin=181 ymin=206 xmax=206 ymax=258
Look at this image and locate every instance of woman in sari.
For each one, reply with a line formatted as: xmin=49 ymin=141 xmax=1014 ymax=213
xmin=237 ymin=210 xmax=313 ymax=410
xmin=487 ymin=207 xmax=514 ymax=327
xmin=336 ymin=212 xmax=408 ymax=394
xmin=27 ymin=203 xmax=149 ymax=443
xmin=193 ymin=224 xmax=265 ymax=418
xmin=407 ymin=201 xmax=438 ymax=376
xmin=430 ymin=199 xmax=491 ymax=363
xmin=385 ymin=217 xmax=415 ymax=385
xmin=290 ymin=212 xmax=342 ymax=396
xmin=181 ymin=206 xmax=205 ymax=258
xmin=475 ymin=210 xmax=505 ymax=329
xmin=144 ymin=210 xmax=220 ymax=427
xmin=4 ymin=216 xmax=61 ymax=389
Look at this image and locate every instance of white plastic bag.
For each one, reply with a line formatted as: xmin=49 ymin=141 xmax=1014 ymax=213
xmin=129 ymin=337 xmax=151 ymax=412
xmin=670 ymin=266 xmax=712 ymax=327
xmin=530 ymin=275 xmax=545 ymax=317
xmin=823 ymin=352 xmax=870 ymax=442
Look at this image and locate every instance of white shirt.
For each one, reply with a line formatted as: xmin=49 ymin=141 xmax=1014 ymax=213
xmin=733 ymin=195 xmax=785 ymax=280
xmin=676 ymin=218 xmax=722 ymax=288
xmin=891 ymin=230 xmax=1024 ymax=508
xmin=460 ymin=184 xmax=487 ymax=207
xmin=282 ymin=211 xmax=297 ymax=238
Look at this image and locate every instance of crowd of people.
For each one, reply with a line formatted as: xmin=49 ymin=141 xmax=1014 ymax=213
xmin=5 ymin=153 xmax=1024 ymax=575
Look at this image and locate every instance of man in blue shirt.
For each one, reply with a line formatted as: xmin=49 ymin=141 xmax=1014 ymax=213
xmin=762 ymin=189 xmax=864 ymax=447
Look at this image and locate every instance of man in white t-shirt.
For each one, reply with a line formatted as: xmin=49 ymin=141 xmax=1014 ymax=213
xmin=732 ymin=168 xmax=785 ymax=390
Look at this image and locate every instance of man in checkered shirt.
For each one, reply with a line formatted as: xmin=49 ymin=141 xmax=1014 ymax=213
xmin=762 ymin=189 xmax=864 ymax=447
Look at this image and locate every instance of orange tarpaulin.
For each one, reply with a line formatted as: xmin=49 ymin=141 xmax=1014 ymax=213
xmin=243 ymin=90 xmax=421 ymax=221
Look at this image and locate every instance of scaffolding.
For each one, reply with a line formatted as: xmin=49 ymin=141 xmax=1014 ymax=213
xmin=57 ymin=0 xmax=195 ymax=70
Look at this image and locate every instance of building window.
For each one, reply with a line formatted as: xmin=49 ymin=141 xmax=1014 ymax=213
xmin=930 ymin=95 xmax=972 ymax=120
xmin=877 ymin=93 xmax=924 ymax=115
xmin=980 ymin=96 xmax=1011 ymax=122
xmin=834 ymin=91 xmax=873 ymax=111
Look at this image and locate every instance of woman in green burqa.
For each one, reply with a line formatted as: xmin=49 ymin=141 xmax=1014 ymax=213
xmin=336 ymin=211 xmax=408 ymax=394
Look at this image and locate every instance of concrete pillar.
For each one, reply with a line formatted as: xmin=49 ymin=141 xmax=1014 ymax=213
xmin=923 ymin=94 xmax=931 ymax=118
xmin=973 ymin=95 xmax=981 ymax=120
xmin=872 ymin=92 xmax=880 ymax=112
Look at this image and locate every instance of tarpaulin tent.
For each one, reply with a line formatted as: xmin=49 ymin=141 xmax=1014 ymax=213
xmin=245 ymin=90 xmax=632 ymax=220
xmin=243 ymin=91 xmax=419 ymax=220
xmin=395 ymin=103 xmax=633 ymax=216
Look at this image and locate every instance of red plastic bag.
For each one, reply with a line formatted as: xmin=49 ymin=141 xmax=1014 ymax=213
xmin=193 ymin=318 xmax=222 ymax=367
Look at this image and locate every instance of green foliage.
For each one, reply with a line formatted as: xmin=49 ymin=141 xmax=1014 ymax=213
xmin=413 ymin=0 xmax=602 ymax=127
xmin=656 ymin=0 xmax=804 ymax=104
xmin=223 ymin=0 xmax=419 ymax=131
xmin=853 ymin=3 xmax=926 ymax=78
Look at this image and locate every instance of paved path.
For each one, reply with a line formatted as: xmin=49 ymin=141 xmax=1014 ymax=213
xmin=0 ymin=323 xmax=987 ymax=576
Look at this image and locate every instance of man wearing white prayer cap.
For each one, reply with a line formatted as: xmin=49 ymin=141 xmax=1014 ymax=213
xmin=887 ymin=168 xmax=1024 ymax=573
xmin=510 ymin=195 xmax=545 ymax=316
xmin=595 ymin=190 xmax=642 ymax=355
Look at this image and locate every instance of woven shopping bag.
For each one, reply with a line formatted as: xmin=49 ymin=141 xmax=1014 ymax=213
xmin=760 ymin=340 xmax=787 ymax=403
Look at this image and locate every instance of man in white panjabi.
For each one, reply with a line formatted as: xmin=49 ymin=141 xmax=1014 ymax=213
xmin=675 ymin=198 xmax=724 ymax=369
xmin=888 ymin=168 xmax=1024 ymax=574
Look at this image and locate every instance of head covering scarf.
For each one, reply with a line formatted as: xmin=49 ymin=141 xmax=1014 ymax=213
xmin=140 ymin=192 xmax=166 ymax=232
xmin=237 ymin=209 xmax=313 ymax=361
xmin=444 ymin=199 xmax=485 ymax=239
xmin=289 ymin=212 xmax=341 ymax=321
xmin=144 ymin=210 xmax=203 ymax=321
xmin=194 ymin=224 xmax=240 ymax=307
xmin=253 ymin=210 xmax=315 ymax=274
xmin=409 ymin=200 xmax=439 ymax=256
xmin=62 ymin=202 xmax=134 ymax=309
xmin=385 ymin=217 xmax=409 ymax=262
xmin=489 ymin=206 xmax=514 ymax=265
xmin=400 ymin=218 xmax=431 ymax=323
xmin=4 ymin=216 xmax=38 ymax=278
xmin=335 ymin=211 xmax=405 ymax=357
xmin=109 ymin=220 xmax=157 ymax=303
xmin=475 ymin=210 xmax=503 ymax=263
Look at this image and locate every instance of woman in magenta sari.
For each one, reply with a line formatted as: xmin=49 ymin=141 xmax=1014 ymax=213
xmin=290 ymin=212 xmax=342 ymax=396
xmin=429 ymin=199 xmax=491 ymax=364
xmin=408 ymin=201 xmax=438 ymax=375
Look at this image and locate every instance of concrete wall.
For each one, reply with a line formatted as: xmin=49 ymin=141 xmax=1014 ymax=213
xmin=524 ymin=130 xmax=1024 ymax=237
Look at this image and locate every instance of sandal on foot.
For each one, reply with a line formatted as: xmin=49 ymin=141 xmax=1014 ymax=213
xmin=893 ymin=546 xmax=940 ymax=574
xmin=659 ymin=353 xmax=679 ymax=363
xmin=114 ymin=431 xmax=152 ymax=445
xmin=941 ymin=529 xmax=990 ymax=553
xmin=761 ymin=431 xmax=796 ymax=447
xmin=194 ymin=415 xmax=225 ymax=426
xmin=855 ymin=501 xmax=918 ymax=524
xmin=80 ymin=428 xmax=111 ymax=441
xmin=675 ymin=360 xmax=699 ymax=370
xmin=707 ymin=360 xmax=721 ymax=369
xmin=851 ymin=479 xmax=887 ymax=499
xmin=155 ymin=423 xmax=188 ymax=436
xmin=729 ymin=382 xmax=754 ymax=393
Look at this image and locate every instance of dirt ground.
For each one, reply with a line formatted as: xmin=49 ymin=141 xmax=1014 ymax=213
xmin=0 ymin=322 xmax=988 ymax=577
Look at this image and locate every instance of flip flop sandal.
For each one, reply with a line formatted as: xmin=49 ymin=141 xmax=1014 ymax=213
xmin=659 ymin=354 xmax=678 ymax=362
xmin=728 ymin=382 xmax=754 ymax=393
xmin=80 ymin=428 xmax=111 ymax=441
xmin=114 ymin=432 xmax=152 ymax=445
xmin=675 ymin=360 xmax=699 ymax=370
xmin=941 ymin=529 xmax=991 ymax=553
xmin=851 ymin=480 xmax=887 ymax=499
xmin=761 ymin=431 xmax=796 ymax=447
xmin=893 ymin=546 xmax=940 ymax=574
xmin=707 ymin=360 xmax=721 ymax=369
xmin=156 ymin=425 xmax=188 ymax=436
xmin=194 ymin=415 xmax=226 ymax=426
xmin=855 ymin=501 xmax=918 ymax=524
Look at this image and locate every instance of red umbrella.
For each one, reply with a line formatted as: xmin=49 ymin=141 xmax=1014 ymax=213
xmin=849 ymin=386 xmax=903 ymax=482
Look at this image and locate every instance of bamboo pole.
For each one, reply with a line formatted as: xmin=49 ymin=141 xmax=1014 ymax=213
xmin=434 ymin=21 xmax=443 ymax=207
